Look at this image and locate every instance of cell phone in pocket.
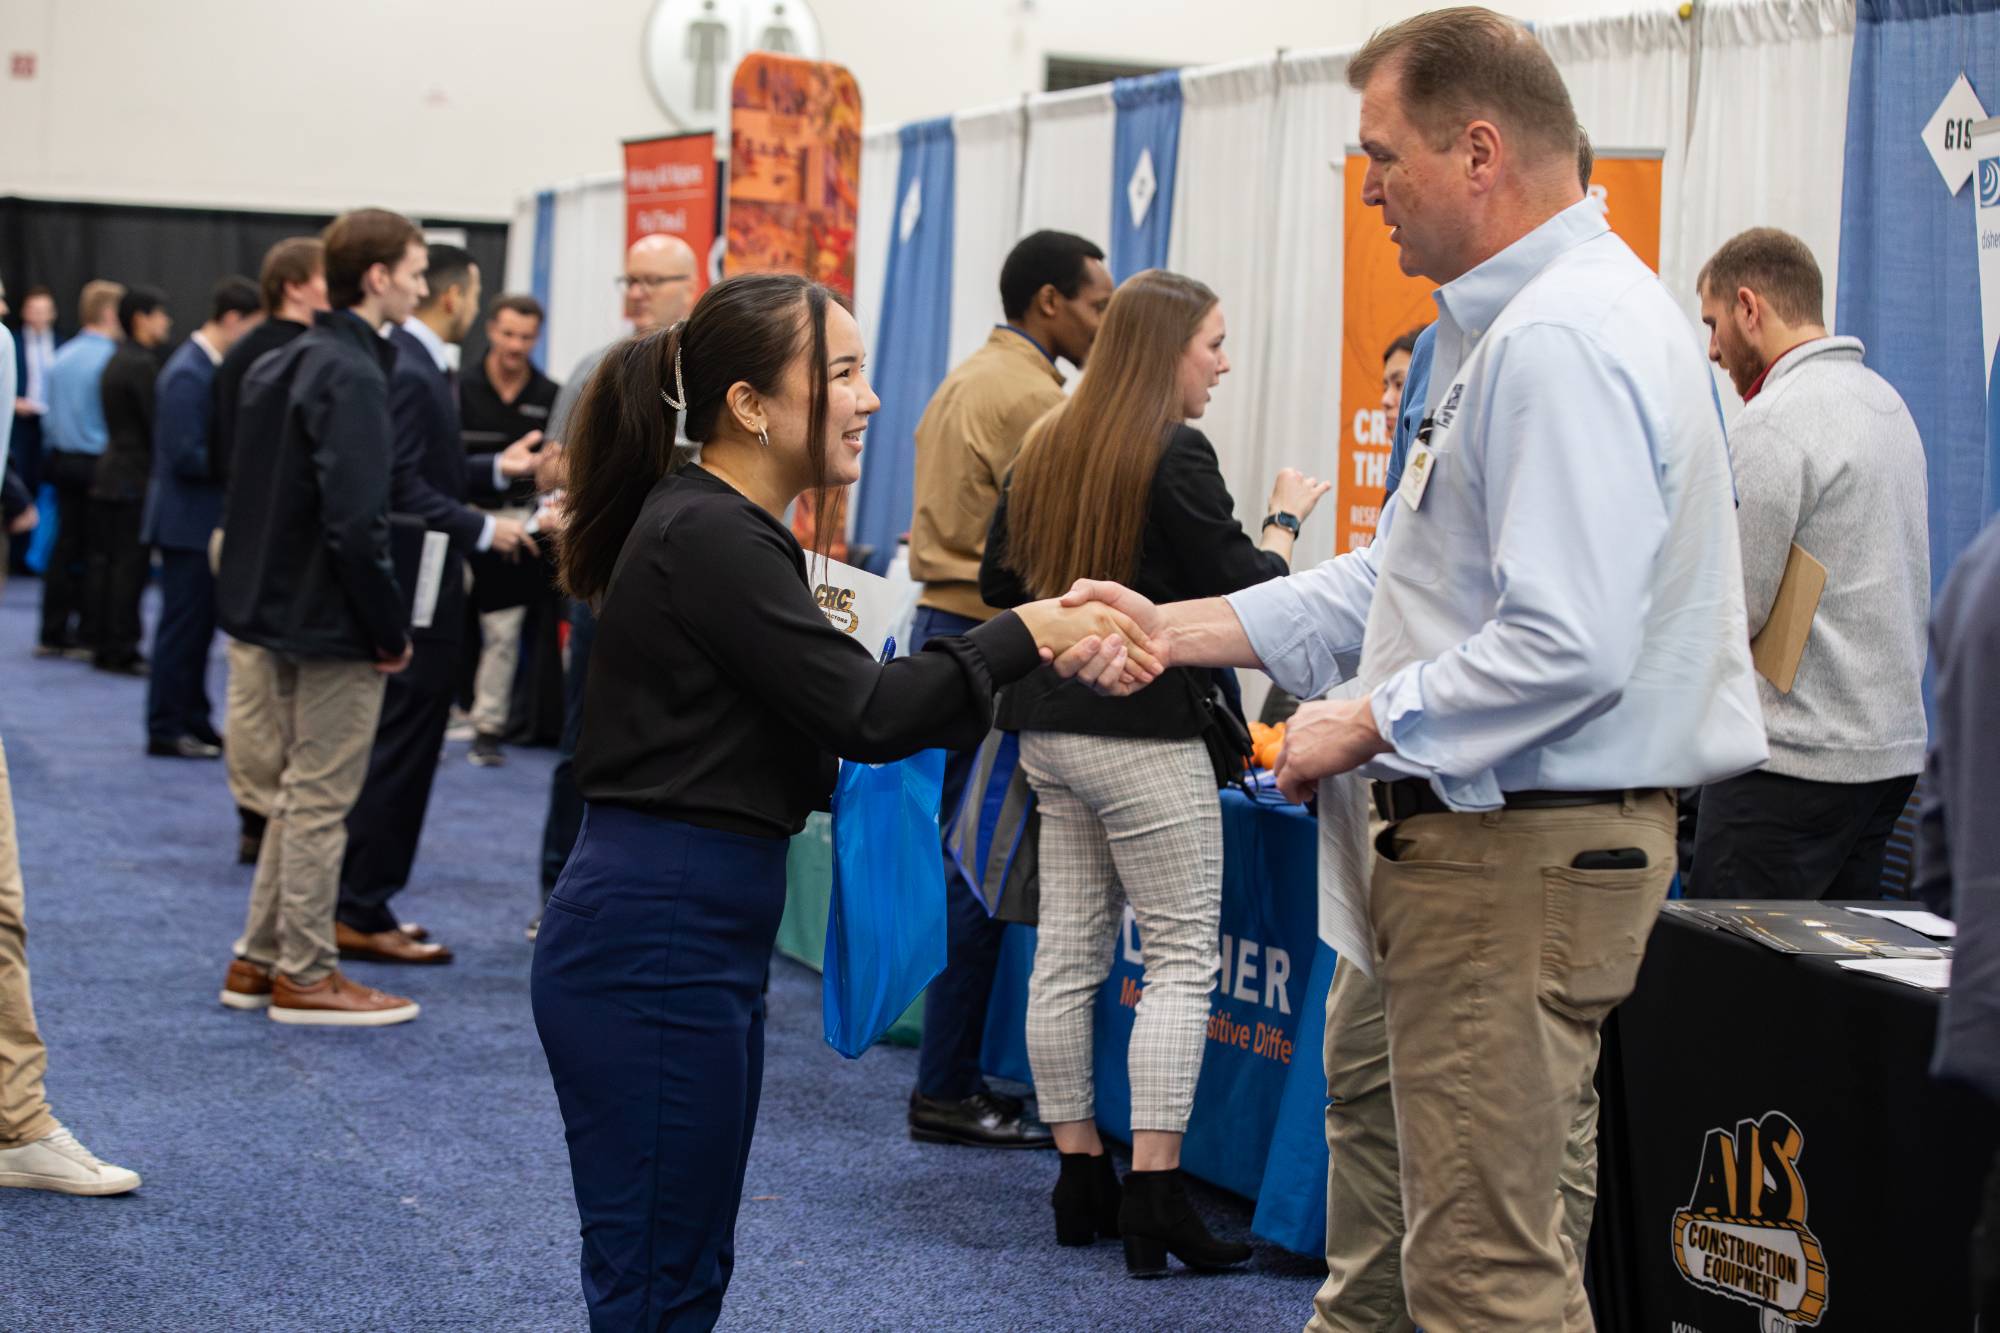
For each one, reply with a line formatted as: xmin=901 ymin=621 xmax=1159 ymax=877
xmin=1570 ymin=847 xmax=1649 ymax=871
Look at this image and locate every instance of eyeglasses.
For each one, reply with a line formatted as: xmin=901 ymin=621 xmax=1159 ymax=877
xmin=615 ymin=274 xmax=694 ymax=291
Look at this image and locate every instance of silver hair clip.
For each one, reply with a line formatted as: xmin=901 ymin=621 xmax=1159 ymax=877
xmin=660 ymin=321 xmax=689 ymax=410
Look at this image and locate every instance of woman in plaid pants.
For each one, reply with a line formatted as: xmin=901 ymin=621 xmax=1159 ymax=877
xmin=981 ymin=269 xmax=1330 ymax=1277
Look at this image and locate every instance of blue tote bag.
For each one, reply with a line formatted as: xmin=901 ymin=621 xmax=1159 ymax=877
xmin=822 ymin=747 xmax=950 ymax=1058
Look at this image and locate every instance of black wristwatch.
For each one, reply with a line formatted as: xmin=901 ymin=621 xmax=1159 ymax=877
xmin=1261 ymin=511 xmax=1302 ymax=537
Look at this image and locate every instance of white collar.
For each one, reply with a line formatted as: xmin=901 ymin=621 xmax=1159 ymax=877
xmin=399 ymin=316 xmax=457 ymax=373
xmin=191 ymin=330 xmax=224 ymax=367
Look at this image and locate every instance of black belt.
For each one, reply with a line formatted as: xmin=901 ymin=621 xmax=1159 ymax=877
xmin=1370 ymin=779 xmax=1658 ymax=823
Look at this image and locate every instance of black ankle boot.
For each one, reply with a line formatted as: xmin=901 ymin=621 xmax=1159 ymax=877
xmin=1051 ymin=1151 xmax=1122 ymax=1247
xmin=1117 ymin=1168 xmax=1252 ymax=1277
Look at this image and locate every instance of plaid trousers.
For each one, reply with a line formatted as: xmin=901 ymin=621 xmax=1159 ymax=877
xmin=1019 ymin=731 xmax=1222 ymax=1133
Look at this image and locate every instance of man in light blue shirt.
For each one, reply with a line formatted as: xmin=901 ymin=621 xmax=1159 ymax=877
xmin=36 ymin=281 xmax=124 ymax=657
xmin=1059 ymin=12 xmax=1764 ymax=1326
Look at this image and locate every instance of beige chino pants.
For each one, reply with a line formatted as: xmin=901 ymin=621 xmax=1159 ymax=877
xmin=0 ymin=738 xmax=56 ymax=1148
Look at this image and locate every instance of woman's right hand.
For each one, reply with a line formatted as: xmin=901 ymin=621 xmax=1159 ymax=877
xmin=1267 ymin=468 xmax=1332 ymax=522
xmin=1014 ymin=598 xmax=1164 ymax=687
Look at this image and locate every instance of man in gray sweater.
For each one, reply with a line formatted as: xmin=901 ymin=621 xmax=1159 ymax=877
xmin=1690 ymin=227 xmax=1929 ymax=898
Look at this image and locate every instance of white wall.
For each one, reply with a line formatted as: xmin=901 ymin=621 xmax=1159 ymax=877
xmin=0 ymin=0 xmax=1646 ymax=221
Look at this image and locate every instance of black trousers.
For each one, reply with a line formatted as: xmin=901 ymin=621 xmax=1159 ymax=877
xmin=338 ymin=632 xmax=459 ymax=934
xmin=145 ymin=547 xmax=217 ymax=744
xmin=539 ymin=599 xmax=598 ymax=904
xmin=908 ymin=606 xmax=1009 ymax=1102
xmin=86 ymin=496 xmax=147 ymax=665
xmin=1689 ymin=768 xmax=1918 ymax=899
xmin=36 ymin=462 xmax=95 ymax=649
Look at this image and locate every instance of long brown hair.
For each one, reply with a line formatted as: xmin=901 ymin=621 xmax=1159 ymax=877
xmin=1003 ymin=269 xmax=1216 ymax=598
xmin=558 ymin=272 xmax=844 ymax=605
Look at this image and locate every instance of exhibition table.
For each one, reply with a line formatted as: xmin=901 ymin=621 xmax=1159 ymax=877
xmin=1590 ymin=907 xmax=1993 ymax=1330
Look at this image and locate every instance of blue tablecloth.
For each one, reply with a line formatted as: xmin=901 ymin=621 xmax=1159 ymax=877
xmin=978 ymin=786 xmax=1333 ymax=1255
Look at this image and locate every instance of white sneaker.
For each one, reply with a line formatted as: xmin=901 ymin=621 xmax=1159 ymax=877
xmin=443 ymin=719 xmax=476 ymax=743
xmin=0 ymin=1122 xmax=142 ymax=1196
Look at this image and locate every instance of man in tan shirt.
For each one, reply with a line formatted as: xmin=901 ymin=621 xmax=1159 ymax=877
xmin=905 ymin=230 xmax=1112 ymax=1150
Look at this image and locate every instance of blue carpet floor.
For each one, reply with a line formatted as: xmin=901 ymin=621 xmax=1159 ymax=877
xmin=0 ymin=575 xmax=1323 ymax=1331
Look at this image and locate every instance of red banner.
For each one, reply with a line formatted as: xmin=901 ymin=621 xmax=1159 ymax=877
xmin=623 ymin=132 xmax=718 ymax=289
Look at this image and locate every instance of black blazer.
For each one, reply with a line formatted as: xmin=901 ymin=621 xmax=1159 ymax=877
xmin=216 ymin=309 xmax=407 ymax=662
xmin=381 ymin=325 xmax=506 ymax=642
xmin=93 ymin=340 xmax=161 ymax=503
xmin=981 ymin=424 xmax=1288 ymax=739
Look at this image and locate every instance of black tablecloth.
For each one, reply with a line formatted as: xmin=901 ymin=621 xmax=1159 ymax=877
xmin=1592 ymin=908 xmax=1994 ymax=1330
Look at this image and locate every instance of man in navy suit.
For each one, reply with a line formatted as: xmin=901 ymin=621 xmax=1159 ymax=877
xmin=8 ymin=285 xmax=61 ymax=510
xmin=335 ymin=246 xmax=543 ymax=964
xmin=142 ymin=276 xmax=262 ymax=758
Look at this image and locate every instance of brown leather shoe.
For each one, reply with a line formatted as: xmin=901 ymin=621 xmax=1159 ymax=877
xmin=268 ymin=970 xmax=420 ymax=1027
xmin=336 ymin=921 xmax=453 ymax=965
xmin=219 ymin=958 xmax=274 ymax=1011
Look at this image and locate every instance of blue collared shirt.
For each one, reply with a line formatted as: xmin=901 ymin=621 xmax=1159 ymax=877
xmin=1381 ymin=322 xmax=1437 ymax=501
xmin=44 ymin=329 xmax=118 ymax=457
xmin=1228 ymin=198 xmax=1767 ymax=809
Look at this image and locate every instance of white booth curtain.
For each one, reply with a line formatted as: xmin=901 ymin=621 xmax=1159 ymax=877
xmin=1017 ymin=85 xmax=1117 ymax=241
xmin=1670 ymin=0 xmax=1855 ymax=334
xmin=947 ymin=102 xmax=1029 ymax=368
xmin=1166 ymin=57 xmax=1288 ymax=568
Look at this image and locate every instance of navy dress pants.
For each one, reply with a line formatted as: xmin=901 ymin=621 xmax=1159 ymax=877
xmin=531 ymin=803 xmax=789 ymax=1332
xmin=909 ymin=606 xmax=1009 ymax=1101
xmin=146 ymin=546 xmax=217 ymax=744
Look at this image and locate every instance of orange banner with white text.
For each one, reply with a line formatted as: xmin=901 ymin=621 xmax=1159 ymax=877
xmin=623 ymin=132 xmax=718 ymax=292
xmin=1334 ymin=153 xmax=1664 ymax=553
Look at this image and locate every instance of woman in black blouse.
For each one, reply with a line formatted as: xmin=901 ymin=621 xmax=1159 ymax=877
xmin=532 ymin=273 xmax=1153 ymax=1331
xmin=981 ymin=269 xmax=1329 ymax=1277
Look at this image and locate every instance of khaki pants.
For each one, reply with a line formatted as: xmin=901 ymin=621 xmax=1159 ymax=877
xmin=223 ymin=636 xmax=286 ymax=821
xmin=469 ymin=505 xmax=533 ymax=737
xmin=231 ymin=650 xmax=385 ymax=984
xmin=0 ymin=738 xmax=55 ymax=1148
xmin=1350 ymin=792 xmax=1674 ymax=1331
xmin=1308 ymin=961 xmax=1603 ymax=1332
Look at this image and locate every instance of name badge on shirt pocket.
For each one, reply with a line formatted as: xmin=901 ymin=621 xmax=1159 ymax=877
xmin=1402 ymin=379 xmax=1464 ymax=513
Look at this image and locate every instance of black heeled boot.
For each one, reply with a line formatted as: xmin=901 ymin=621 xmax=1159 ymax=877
xmin=1051 ymin=1151 xmax=1122 ymax=1247
xmin=1117 ymin=1168 xmax=1252 ymax=1277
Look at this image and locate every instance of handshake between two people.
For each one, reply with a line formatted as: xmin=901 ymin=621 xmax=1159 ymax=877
xmin=1015 ymin=580 xmax=1394 ymax=805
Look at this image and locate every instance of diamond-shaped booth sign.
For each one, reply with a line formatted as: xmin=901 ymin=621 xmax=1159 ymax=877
xmin=1128 ymin=148 xmax=1157 ymax=228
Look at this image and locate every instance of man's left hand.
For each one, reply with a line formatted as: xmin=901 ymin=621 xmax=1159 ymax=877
xmin=497 ymin=430 xmax=545 ymax=479
xmin=1273 ymin=694 xmax=1392 ymax=803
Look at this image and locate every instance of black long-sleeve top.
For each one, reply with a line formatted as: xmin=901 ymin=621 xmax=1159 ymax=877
xmin=575 ymin=465 xmax=1043 ymax=839
xmin=92 ymin=340 xmax=161 ymax=502
xmin=981 ymin=424 xmax=1287 ymax=738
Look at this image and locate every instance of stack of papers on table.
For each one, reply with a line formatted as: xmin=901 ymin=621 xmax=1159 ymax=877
xmin=1834 ymin=957 xmax=1952 ymax=992
xmin=1665 ymin=902 xmax=1947 ymax=959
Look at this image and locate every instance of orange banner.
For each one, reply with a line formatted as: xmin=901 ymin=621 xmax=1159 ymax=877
xmin=1334 ymin=154 xmax=1664 ymax=552
xmin=725 ymin=52 xmax=864 ymax=557
xmin=724 ymin=52 xmax=863 ymax=299
xmin=623 ymin=132 xmax=718 ymax=290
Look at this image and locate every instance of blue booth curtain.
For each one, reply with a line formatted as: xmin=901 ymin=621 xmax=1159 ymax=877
xmin=851 ymin=118 xmax=956 ymax=572
xmin=1836 ymin=0 xmax=2000 ymax=588
xmin=529 ymin=189 xmax=555 ymax=373
xmin=1110 ymin=72 xmax=1183 ymax=282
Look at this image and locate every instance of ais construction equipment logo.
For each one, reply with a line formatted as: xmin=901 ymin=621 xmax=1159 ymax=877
xmin=1670 ymin=1110 xmax=1828 ymax=1328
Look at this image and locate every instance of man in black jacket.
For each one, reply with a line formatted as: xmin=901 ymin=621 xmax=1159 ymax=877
xmin=336 ymin=245 xmax=542 ymax=964
xmin=88 ymin=287 xmax=171 ymax=674
xmin=214 ymin=209 xmax=423 ymax=1030
xmin=214 ymin=237 xmax=327 ymax=865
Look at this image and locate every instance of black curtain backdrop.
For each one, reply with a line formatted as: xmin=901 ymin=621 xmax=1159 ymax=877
xmin=0 ymin=196 xmax=509 ymax=368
